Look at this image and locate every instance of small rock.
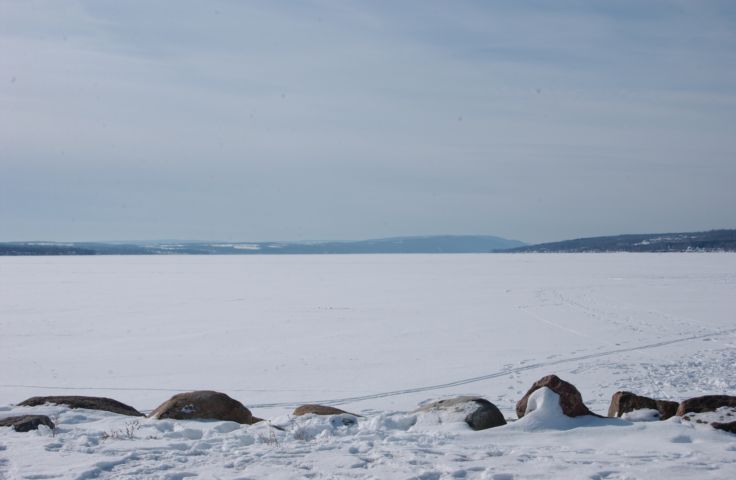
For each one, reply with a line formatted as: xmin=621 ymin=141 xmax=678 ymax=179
xmin=293 ymin=404 xmax=360 ymax=417
xmin=712 ymin=421 xmax=736 ymax=434
xmin=150 ymin=390 xmax=254 ymax=424
xmin=676 ymin=395 xmax=736 ymax=416
xmin=517 ymin=375 xmax=593 ymax=418
xmin=608 ymin=391 xmax=678 ymax=420
xmin=18 ymin=396 xmax=143 ymax=417
xmin=0 ymin=415 xmax=55 ymax=432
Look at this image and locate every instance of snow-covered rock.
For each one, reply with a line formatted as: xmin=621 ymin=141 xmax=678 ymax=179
xmin=509 ymin=387 xmax=627 ymax=432
xmin=608 ymin=391 xmax=678 ymax=420
xmin=516 ymin=374 xmax=593 ymax=418
xmin=677 ymin=394 xmax=736 ymax=416
xmin=414 ymin=396 xmax=506 ymax=430
xmin=18 ymin=396 xmax=143 ymax=417
xmin=293 ymin=404 xmax=359 ymax=417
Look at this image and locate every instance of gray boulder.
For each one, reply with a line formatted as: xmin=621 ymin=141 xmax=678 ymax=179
xmin=0 ymin=415 xmax=55 ymax=432
xmin=416 ymin=396 xmax=506 ymax=431
xmin=18 ymin=396 xmax=143 ymax=417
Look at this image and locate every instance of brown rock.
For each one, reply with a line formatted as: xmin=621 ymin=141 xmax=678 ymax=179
xmin=676 ymin=395 xmax=736 ymax=416
xmin=0 ymin=415 xmax=55 ymax=432
xmin=516 ymin=375 xmax=592 ymax=418
xmin=18 ymin=396 xmax=143 ymax=417
xmin=655 ymin=399 xmax=679 ymax=420
xmin=608 ymin=391 xmax=657 ymax=417
xmin=150 ymin=390 xmax=254 ymax=424
xmin=293 ymin=404 xmax=359 ymax=417
xmin=607 ymin=391 xmax=679 ymax=420
xmin=712 ymin=421 xmax=736 ymax=434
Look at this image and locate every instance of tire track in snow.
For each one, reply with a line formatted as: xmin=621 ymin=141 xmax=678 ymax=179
xmin=517 ymin=305 xmax=591 ymax=338
xmin=2 ymin=328 xmax=735 ymax=410
xmin=250 ymin=327 xmax=736 ymax=408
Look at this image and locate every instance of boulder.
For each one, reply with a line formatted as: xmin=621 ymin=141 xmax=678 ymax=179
xmin=0 ymin=415 xmax=55 ymax=432
xmin=516 ymin=375 xmax=592 ymax=418
xmin=416 ymin=396 xmax=506 ymax=430
xmin=293 ymin=404 xmax=359 ymax=417
xmin=18 ymin=396 xmax=143 ymax=417
xmin=676 ymin=395 xmax=736 ymax=416
xmin=608 ymin=391 xmax=679 ymax=420
xmin=149 ymin=390 xmax=254 ymax=424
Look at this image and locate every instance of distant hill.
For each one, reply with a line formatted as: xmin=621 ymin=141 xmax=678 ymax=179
xmin=0 ymin=235 xmax=525 ymax=256
xmin=4 ymin=230 xmax=734 ymax=256
xmin=507 ymin=229 xmax=736 ymax=253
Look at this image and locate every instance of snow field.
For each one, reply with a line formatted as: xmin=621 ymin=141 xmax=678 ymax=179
xmin=1 ymin=253 xmax=735 ymax=478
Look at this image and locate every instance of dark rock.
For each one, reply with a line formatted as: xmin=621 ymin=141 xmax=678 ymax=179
xmin=656 ymin=399 xmax=679 ymax=420
xmin=293 ymin=404 xmax=360 ymax=417
xmin=608 ymin=391 xmax=657 ymax=417
xmin=0 ymin=415 xmax=55 ymax=432
xmin=18 ymin=396 xmax=143 ymax=417
xmin=416 ymin=396 xmax=506 ymax=431
xmin=608 ymin=391 xmax=679 ymax=420
xmin=464 ymin=399 xmax=507 ymax=430
xmin=676 ymin=395 xmax=736 ymax=416
xmin=712 ymin=421 xmax=736 ymax=434
xmin=516 ymin=375 xmax=592 ymax=418
xmin=150 ymin=390 xmax=254 ymax=424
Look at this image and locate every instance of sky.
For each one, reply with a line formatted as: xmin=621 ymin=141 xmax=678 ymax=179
xmin=1 ymin=0 xmax=735 ymax=244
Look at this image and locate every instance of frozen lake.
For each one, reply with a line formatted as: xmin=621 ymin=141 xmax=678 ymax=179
xmin=1 ymin=253 xmax=735 ymax=478
xmin=2 ymin=253 xmax=734 ymax=414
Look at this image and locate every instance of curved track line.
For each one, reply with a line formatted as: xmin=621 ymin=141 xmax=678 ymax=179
xmin=2 ymin=328 xmax=734 ymax=410
xmin=249 ymin=327 xmax=736 ymax=408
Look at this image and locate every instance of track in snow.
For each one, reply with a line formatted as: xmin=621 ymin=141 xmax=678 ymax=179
xmin=3 ymin=328 xmax=732 ymax=410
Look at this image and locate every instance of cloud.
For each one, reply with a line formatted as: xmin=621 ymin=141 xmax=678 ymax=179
xmin=1 ymin=0 xmax=734 ymax=242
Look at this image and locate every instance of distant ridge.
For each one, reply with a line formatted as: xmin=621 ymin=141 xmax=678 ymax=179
xmin=0 ymin=235 xmax=525 ymax=256
xmin=3 ymin=230 xmax=734 ymax=256
xmin=508 ymin=229 xmax=736 ymax=253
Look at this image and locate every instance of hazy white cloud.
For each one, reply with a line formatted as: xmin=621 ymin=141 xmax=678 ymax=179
xmin=1 ymin=0 xmax=735 ymax=242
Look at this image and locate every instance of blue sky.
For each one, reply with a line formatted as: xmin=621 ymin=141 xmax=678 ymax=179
xmin=1 ymin=0 xmax=734 ymax=242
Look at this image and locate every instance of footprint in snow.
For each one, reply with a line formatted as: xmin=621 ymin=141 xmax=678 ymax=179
xmin=671 ymin=434 xmax=692 ymax=443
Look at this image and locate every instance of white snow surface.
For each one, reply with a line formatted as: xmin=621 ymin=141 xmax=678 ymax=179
xmin=1 ymin=253 xmax=735 ymax=479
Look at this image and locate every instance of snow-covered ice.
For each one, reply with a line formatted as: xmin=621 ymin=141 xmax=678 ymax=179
xmin=1 ymin=253 xmax=735 ymax=478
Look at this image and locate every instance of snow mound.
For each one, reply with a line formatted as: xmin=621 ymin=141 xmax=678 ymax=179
xmin=412 ymin=398 xmax=481 ymax=432
xmin=288 ymin=413 xmax=360 ymax=441
xmin=508 ymin=387 xmax=626 ymax=432
xmin=622 ymin=408 xmax=661 ymax=422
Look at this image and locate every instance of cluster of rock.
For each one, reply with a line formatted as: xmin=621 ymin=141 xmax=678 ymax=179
xmin=2 ymin=375 xmax=735 ymax=435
